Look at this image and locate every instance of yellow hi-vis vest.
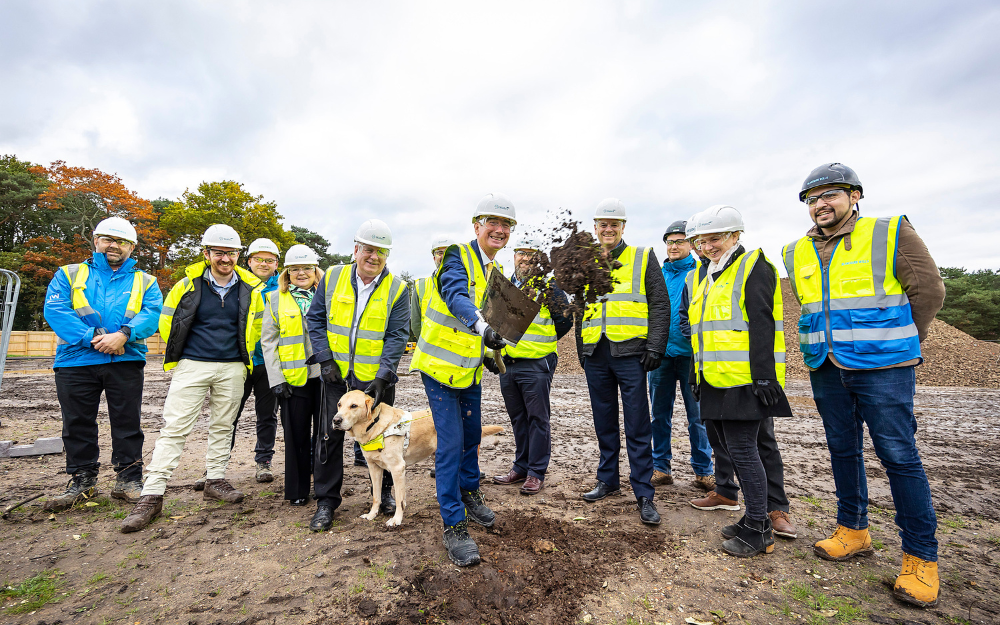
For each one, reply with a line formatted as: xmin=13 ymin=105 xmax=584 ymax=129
xmin=581 ymin=245 xmax=650 ymax=344
xmin=323 ymin=264 xmax=405 ymax=383
xmin=410 ymin=243 xmax=503 ymax=388
xmin=689 ymin=249 xmax=786 ymax=388
xmin=266 ymin=289 xmax=310 ymax=386
xmin=159 ymin=261 xmax=263 ymax=372
xmin=415 ymin=276 xmax=432 ymax=315
xmin=503 ymin=282 xmax=557 ymax=360
xmin=57 ymin=263 xmax=157 ymax=346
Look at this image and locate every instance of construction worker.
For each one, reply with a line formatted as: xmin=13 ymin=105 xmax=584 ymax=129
xmin=42 ymin=217 xmax=162 ymax=510
xmin=577 ymin=198 xmax=670 ymax=526
xmin=410 ymin=235 xmax=454 ymax=342
xmin=492 ymin=236 xmax=573 ymax=495
xmin=410 ymin=192 xmax=513 ymax=566
xmin=688 ymin=206 xmax=791 ymax=557
xmin=261 ymin=244 xmax=324 ymax=506
xmin=648 ymin=220 xmax=714 ymax=490
xmin=305 ymin=219 xmax=409 ymax=532
xmin=784 ymin=163 xmax=945 ymax=606
xmin=121 ymin=224 xmax=264 ymax=533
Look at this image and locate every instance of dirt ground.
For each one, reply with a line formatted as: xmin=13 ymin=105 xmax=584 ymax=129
xmin=1 ymin=353 xmax=999 ymax=625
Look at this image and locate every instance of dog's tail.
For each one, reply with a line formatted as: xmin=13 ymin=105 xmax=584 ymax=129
xmin=481 ymin=425 xmax=504 ymax=436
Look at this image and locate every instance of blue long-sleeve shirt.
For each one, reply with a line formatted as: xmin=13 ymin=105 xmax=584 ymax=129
xmin=44 ymin=253 xmax=163 ymax=368
xmin=439 ymin=239 xmax=491 ymax=330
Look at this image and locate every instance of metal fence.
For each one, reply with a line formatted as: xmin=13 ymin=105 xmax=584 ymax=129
xmin=0 ymin=269 xmax=22 ymax=392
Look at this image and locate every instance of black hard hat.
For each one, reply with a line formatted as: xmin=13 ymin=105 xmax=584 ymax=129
xmin=663 ymin=220 xmax=687 ymax=242
xmin=799 ymin=163 xmax=863 ymax=201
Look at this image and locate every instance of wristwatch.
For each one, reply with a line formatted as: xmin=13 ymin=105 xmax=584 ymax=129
xmin=118 ymin=326 xmax=132 ymax=340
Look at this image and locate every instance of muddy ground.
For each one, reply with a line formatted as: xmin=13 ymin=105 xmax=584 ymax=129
xmin=1 ymin=354 xmax=999 ymax=625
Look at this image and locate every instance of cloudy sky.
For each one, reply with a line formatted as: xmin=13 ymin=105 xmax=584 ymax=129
xmin=2 ymin=1 xmax=997 ymax=277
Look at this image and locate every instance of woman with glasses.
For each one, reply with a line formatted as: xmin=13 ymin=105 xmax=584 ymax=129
xmin=261 ymin=245 xmax=324 ymax=506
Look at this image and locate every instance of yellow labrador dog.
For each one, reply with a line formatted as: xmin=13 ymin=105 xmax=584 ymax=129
xmin=333 ymin=390 xmax=503 ymax=527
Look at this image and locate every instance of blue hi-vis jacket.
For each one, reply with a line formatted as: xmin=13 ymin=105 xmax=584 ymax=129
xmin=251 ymin=273 xmax=280 ymax=366
xmin=661 ymin=253 xmax=696 ymax=357
xmin=43 ymin=253 xmax=163 ymax=368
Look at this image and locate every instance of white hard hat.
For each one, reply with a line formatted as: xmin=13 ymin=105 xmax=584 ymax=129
xmin=354 ymin=219 xmax=393 ymax=250
xmin=594 ymin=198 xmax=627 ymax=222
xmin=689 ymin=205 xmax=744 ymax=237
xmin=284 ymin=244 xmax=319 ymax=266
xmin=685 ymin=211 xmax=703 ymax=239
xmin=247 ymin=238 xmax=280 ymax=255
xmin=430 ymin=235 xmax=455 ymax=252
xmin=94 ymin=217 xmax=138 ymax=244
xmin=473 ymin=192 xmax=517 ymax=225
xmin=201 ymin=224 xmax=243 ymax=249
xmin=513 ymin=235 xmax=543 ymax=252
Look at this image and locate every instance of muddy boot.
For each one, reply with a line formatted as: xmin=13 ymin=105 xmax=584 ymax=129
xmin=893 ymin=554 xmax=939 ymax=607
xmin=120 ymin=495 xmax=163 ymax=533
xmin=461 ymin=488 xmax=495 ymax=528
xmin=651 ymin=470 xmax=673 ymax=486
xmin=379 ymin=482 xmax=396 ymax=517
xmin=692 ymin=474 xmax=716 ymax=491
xmin=193 ymin=472 xmax=207 ymax=491
xmin=111 ymin=476 xmax=143 ymax=504
xmin=203 ymin=479 xmax=244 ymax=503
xmin=814 ymin=525 xmax=873 ymax=561
xmin=443 ymin=520 xmax=480 ymax=567
xmin=255 ymin=461 xmax=274 ymax=483
xmin=722 ymin=516 xmax=774 ymax=557
xmin=721 ymin=515 xmax=749 ymax=540
xmin=44 ymin=473 xmax=98 ymax=512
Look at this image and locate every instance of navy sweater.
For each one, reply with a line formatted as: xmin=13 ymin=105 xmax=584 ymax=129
xmin=181 ymin=280 xmax=242 ymax=362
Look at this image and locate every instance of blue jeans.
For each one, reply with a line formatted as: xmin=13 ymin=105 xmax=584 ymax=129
xmin=422 ymin=374 xmax=483 ymax=527
xmin=810 ymin=361 xmax=938 ymax=561
xmin=648 ymin=354 xmax=713 ymax=476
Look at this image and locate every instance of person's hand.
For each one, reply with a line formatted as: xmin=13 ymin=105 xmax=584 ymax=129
xmin=483 ymin=357 xmax=501 ymax=375
xmin=639 ymin=350 xmax=662 ymax=372
xmin=92 ymin=331 xmax=128 ymax=354
xmin=320 ymin=361 xmax=345 ymax=387
xmin=364 ymin=377 xmax=389 ymax=407
xmin=271 ymin=382 xmax=293 ymax=399
xmin=751 ymin=379 xmax=782 ymax=407
xmin=690 ymin=383 xmax=701 ymax=402
xmin=483 ymin=327 xmax=506 ymax=350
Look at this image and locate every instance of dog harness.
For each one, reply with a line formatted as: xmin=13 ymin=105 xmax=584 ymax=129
xmin=360 ymin=411 xmax=414 ymax=452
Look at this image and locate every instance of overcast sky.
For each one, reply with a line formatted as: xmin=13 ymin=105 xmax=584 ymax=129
xmin=2 ymin=1 xmax=997 ymax=277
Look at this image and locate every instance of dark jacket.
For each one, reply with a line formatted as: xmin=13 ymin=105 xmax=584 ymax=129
xmin=574 ymin=239 xmax=670 ymax=360
xmin=690 ymin=245 xmax=792 ymax=421
xmin=661 ymin=253 xmax=697 ymax=357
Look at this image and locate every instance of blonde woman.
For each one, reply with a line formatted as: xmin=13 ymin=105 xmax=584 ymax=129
xmin=261 ymin=245 xmax=323 ymax=506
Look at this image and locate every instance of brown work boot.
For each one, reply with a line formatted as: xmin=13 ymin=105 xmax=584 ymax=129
xmin=203 ymin=479 xmax=244 ymax=503
xmin=255 ymin=462 xmax=274 ymax=483
xmin=651 ymin=470 xmax=674 ymax=486
xmin=111 ymin=477 xmax=143 ymax=504
xmin=769 ymin=510 xmax=798 ymax=539
xmin=520 ymin=476 xmax=543 ymax=495
xmin=693 ymin=474 xmax=716 ymax=491
xmin=44 ymin=473 xmax=99 ymax=512
xmin=120 ymin=495 xmax=163 ymax=533
xmin=193 ymin=472 xmax=207 ymax=491
xmin=814 ymin=525 xmax=873 ymax=561
xmin=690 ymin=490 xmax=740 ymax=511
xmin=492 ymin=469 xmax=527 ymax=485
xmin=893 ymin=553 xmax=939 ymax=607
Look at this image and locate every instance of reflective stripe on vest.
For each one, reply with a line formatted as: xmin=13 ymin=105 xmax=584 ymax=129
xmin=580 ymin=246 xmax=650 ymax=344
xmin=503 ymin=295 xmax=557 ymax=360
xmin=56 ymin=263 xmax=155 ymax=346
xmin=267 ymin=290 xmax=309 ymax=386
xmin=324 ymin=265 xmax=404 ymax=383
xmin=689 ymin=249 xmax=786 ymax=388
xmin=410 ymin=243 xmax=503 ymax=388
xmin=783 ymin=216 xmax=921 ymax=370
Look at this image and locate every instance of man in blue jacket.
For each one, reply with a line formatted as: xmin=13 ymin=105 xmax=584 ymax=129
xmin=42 ymin=217 xmax=162 ymax=511
xmin=648 ymin=221 xmax=714 ymax=490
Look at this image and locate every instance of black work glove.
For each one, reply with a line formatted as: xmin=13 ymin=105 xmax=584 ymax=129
xmin=579 ymin=357 xmax=586 ymax=370
xmin=271 ymin=382 xmax=293 ymax=399
xmin=483 ymin=327 xmax=506 ymax=350
xmin=690 ymin=383 xmax=701 ymax=402
xmin=364 ymin=377 xmax=389 ymax=407
xmin=639 ymin=350 xmax=662 ymax=372
xmin=483 ymin=357 xmax=501 ymax=375
xmin=751 ymin=379 xmax=782 ymax=407
xmin=320 ymin=361 xmax=345 ymax=387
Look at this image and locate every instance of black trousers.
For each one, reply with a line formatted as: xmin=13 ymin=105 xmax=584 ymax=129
xmin=499 ymin=353 xmax=556 ymax=479
xmin=706 ymin=416 xmax=790 ymax=513
xmin=231 ymin=366 xmax=279 ymax=463
xmin=54 ymin=361 xmax=145 ymax=480
xmin=313 ymin=381 xmax=395 ymax=509
xmin=280 ymin=378 xmax=322 ymax=501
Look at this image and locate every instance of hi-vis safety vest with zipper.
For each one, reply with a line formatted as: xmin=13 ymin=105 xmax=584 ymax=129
xmin=503 ymin=284 xmax=557 ymax=360
xmin=581 ymin=246 xmax=650 ymax=344
xmin=410 ymin=243 xmax=503 ymax=388
xmin=57 ymin=263 xmax=158 ymax=346
xmin=782 ymin=216 xmax=921 ymax=370
xmin=324 ymin=264 xmax=405 ymax=383
xmin=415 ymin=275 xmax=434 ymax=319
xmin=689 ymin=249 xmax=786 ymax=388
xmin=266 ymin=289 xmax=310 ymax=386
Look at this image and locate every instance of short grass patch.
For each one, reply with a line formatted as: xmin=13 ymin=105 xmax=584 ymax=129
xmin=1 ymin=569 xmax=64 ymax=615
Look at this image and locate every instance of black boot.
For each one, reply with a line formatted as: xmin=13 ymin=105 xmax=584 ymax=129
xmin=44 ymin=473 xmax=99 ymax=512
xmin=379 ymin=482 xmax=396 ymax=516
xmin=443 ymin=520 xmax=480 ymax=567
xmin=310 ymin=504 xmax=335 ymax=532
xmin=721 ymin=515 xmax=749 ymax=540
xmin=460 ymin=489 xmax=495 ymax=528
xmin=722 ymin=516 xmax=774 ymax=557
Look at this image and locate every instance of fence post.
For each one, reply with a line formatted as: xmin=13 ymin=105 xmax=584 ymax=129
xmin=0 ymin=269 xmax=22 ymax=393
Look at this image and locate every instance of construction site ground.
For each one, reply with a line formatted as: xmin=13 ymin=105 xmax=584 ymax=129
xmin=2 ymin=345 xmax=999 ymax=625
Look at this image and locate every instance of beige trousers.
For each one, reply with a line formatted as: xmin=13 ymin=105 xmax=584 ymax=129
xmin=142 ymin=359 xmax=248 ymax=496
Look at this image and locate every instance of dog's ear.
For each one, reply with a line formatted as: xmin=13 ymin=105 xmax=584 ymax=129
xmin=365 ymin=395 xmax=375 ymax=418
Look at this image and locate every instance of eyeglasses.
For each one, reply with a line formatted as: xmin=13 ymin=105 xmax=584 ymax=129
xmin=288 ymin=266 xmax=315 ymax=274
xmin=664 ymin=239 xmax=688 ymax=247
xmin=249 ymin=256 xmax=277 ymax=265
xmin=514 ymin=250 xmax=537 ymax=257
xmin=693 ymin=233 xmax=731 ymax=248
xmin=803 ymin=188 xmax=848 ymax=207
xmin=358 ymin=245 xmax=388 ymax=258
xmin=207 ymin=249 xmax=240 ymax=259
xmin=595 ymin=221 xmax=623 ymax=230
xmin=97 ymin=236 xmax=133 ymax=247
xmin=478 ymin=217 xmax=515 ymax=231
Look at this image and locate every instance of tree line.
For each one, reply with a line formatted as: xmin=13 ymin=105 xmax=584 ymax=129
xmin=936 ymin=267 xmax=1000 ymax=341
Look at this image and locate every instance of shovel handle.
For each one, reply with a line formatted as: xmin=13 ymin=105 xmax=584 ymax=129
xmin=493 ymin=349 xmax=506 ymax=374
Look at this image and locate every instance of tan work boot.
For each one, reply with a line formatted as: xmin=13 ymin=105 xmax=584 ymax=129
xmin=111 ymin=477 xmax=143 ymax=504
xmin=693 ymin=474 xmax=716 ymax=491
xmin=814 ymin=525 xmax=873 ymax=561
xmin=44 ymin=474 xmax=98 ymax=512
xmin=651 ymin=470 xmax=674 ymax=486
xmin=893 ymin=553 xmax=939 ymax=607
xmin=203 ymin=479 xmax=244 ymax=503
xmin=255 ymin=461 xmax=274 ymax=483
xmin=120 ymin=495 xmax=163 ymax=533
xmin=769 ymin=510 xmax=798 ymax=539
xmin=193 ymin=472 xmax=207 ymax=491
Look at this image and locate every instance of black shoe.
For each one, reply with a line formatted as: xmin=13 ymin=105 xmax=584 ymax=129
xmin=443 ymin=520 xmax=481 ymax=567
xmin=290 ymin=498 xmax=309 ymax=507
xmin=722 ymin=516 xmax=774 ymax=557
xmin=430 ymin=467 xmax=436 ymax=478
xmin=354 ymin=457 xmax=368 ymax=467
xmin=379 ymin=486 xmax=396 ymax=516
xmin=44 ymin=473 xmax=99 ymax=512
xmin=460 ymin=489 xmax=495 ymax=528
xmin=722 ymin=515 xmax=748 ymax=540
xmin=638 ymin=497 xmax=661 ymax=525
xmin=309 ymin=504 xmax=335 ymax=532
xmin=582 ymin=480 xmax=621 ymax=502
